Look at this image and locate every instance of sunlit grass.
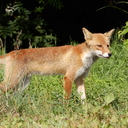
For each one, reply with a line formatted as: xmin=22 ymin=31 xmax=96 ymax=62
xmin=0 ymin=37 xmax=128 ymax=128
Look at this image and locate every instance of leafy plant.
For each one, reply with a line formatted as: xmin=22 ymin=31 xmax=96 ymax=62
xmin=0 ymin=0 xmax=63 ymax=51
xmin=118 ymin=21 xmax=128 ymax=47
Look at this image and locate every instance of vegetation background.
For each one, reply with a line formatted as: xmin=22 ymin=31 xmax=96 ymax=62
xmin=0 ymin=0 xmax=128 ymax=127
xmin=0 ymin=0 xmax=128 ymax=51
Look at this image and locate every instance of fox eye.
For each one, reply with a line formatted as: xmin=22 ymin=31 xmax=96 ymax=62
xmin=97 ymin=45 xmax=102 ymax=47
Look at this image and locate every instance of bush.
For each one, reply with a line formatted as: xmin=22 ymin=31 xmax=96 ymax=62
xmin=0 ymin=1 xmax=63 ymax=51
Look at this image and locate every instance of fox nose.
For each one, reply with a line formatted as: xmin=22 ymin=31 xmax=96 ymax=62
xmin=108 ymin=53 xmax=112 ymax=57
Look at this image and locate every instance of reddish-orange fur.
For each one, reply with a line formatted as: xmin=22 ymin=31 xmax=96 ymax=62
xmin=0 ymin=28 xmax=114 ymax=103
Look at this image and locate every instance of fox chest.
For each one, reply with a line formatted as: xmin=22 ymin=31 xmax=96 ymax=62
xmin=74 ymin=53 xmax=94 ymax=79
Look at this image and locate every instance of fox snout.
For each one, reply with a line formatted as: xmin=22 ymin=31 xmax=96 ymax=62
xmin=102 ymin=52 xmax=112 ymax=59
xmin=96 ymin=51 xmax=112 ymax=59
xmin=108 ymin=53 xmax=112 ymax=57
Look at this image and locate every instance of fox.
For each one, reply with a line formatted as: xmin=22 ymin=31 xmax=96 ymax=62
xmin=0 ymin=28 xmax=114 ymax=102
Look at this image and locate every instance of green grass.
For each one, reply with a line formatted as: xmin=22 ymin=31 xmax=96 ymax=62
xmin=0 ymin=38 xmax=128 ymax=128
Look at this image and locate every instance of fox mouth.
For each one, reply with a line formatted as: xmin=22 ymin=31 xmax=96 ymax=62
xmin=95 ymin=51 xmax=112 ymax=59
xmin=102 ymin=56 xmax=110 ymax=59
xmin=98 ymin=54 xmax=111 ymax=59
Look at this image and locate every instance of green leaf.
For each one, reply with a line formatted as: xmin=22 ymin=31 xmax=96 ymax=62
xmin=48 ymin=0 xmax=63 ymax=9
xmin=125 ymin=21 xmax=128 ymax=26
xmin=92 ymin=106 xmax=101 ymax=113
xmin=35 ymin=7 xmax=44 ymax=13
xmin=116 ymin=1 xmax=128 ymax=4
xmin=123 ymin=39 xmax=128 ymax=47
xmin=120 ymin=28 xmax=128 ymax=35
xmin=104 ymin=93 xmax=115 ymax=105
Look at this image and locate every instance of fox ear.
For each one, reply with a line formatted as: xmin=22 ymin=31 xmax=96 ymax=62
xmin=82 ymin=27 xmax=93 ymax=40
xmin=104 ymin=29 xmax=115 ymax=39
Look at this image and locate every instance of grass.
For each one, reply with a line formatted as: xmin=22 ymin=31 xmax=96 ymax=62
xmin=0 ymin=37 xmax=128 ymax=128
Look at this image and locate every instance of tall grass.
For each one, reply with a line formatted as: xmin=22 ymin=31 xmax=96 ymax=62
xmin=0 ymin=35 xmax=128 ymax=128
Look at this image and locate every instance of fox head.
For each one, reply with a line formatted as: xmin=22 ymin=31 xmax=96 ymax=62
xmin=82 ymin=28 xmax=115 ymax=59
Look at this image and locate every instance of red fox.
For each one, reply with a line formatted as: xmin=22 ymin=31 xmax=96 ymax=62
xmin=0 ymin=28 xmax=114 ymax=102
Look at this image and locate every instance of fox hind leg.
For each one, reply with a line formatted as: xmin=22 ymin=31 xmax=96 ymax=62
xmin=0 ymin=77 xmax=20 ymax=93
xmin=21 ymin=75 xmax=31 ymax=91
xmin=13 ymin=74 xmax=31 ymax=92
xmin=0 ymin=66 xmax=26 ymax=93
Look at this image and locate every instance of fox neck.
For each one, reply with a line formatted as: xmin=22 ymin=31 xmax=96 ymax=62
xmin=82 ymin=50 xmax=98 ymax=68
xmin=74 ymin=46 xmax=98 ymax=80
xmin=80 ymin=43 xmax=99 ymax=63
